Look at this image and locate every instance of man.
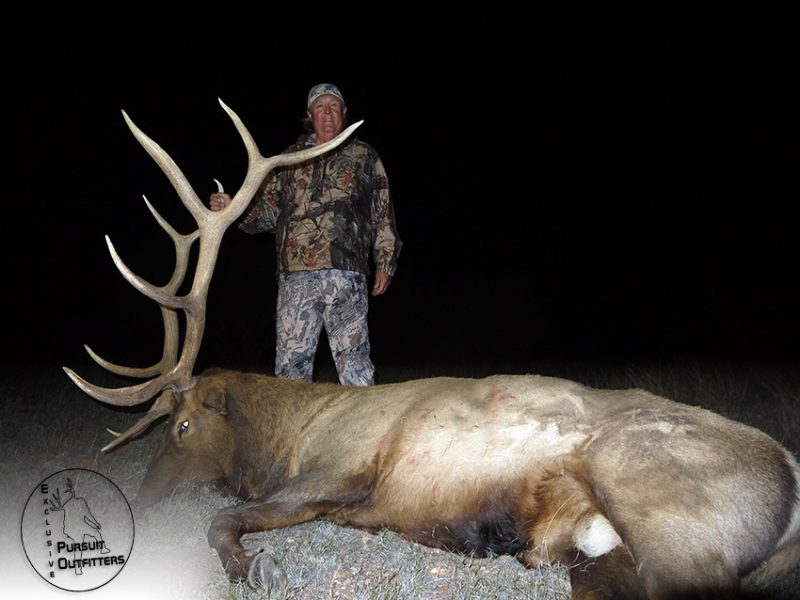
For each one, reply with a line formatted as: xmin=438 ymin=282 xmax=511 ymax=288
xmin=210 ymin=83 xmax=401 ymax=386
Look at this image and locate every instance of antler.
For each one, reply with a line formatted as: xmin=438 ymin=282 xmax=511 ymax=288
xmin=64 ymin=99 xmax=362 ymax=451
xmin=85 ymin=197 xmax=199 ymax=379
xmin=50 ymin=488 xmax=64 ymax=511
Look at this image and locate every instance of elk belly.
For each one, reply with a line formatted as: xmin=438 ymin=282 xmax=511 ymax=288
xmin=344 ymin=420 xmax=588 ymax=557
xmin=341 ymin=480 xmax=532 ymax=558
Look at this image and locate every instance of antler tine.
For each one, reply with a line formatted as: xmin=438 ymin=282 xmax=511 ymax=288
xmin=63 ymin=366 xmax=181 ymax=406
xmin=218 ymin=99 xmax=363 ymax=227
xmin=269 ymin=120 xmax=364 ymax=168
xmin=105 ymin=235 xmax=189 ymax=309
xmin=142 ymin=195 xmax=201 ymax=305
xmin=101 ymin=390 xmax=175 ymax=453
xmin=122 ymin=111 xmax=207 ymax=224
xmin=85 ymin=196 xmax=200 ymax=378
xmin=83 ymin=344 xmax=161 ymax=378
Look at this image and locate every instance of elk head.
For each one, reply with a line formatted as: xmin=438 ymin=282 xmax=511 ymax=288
xmin=64 ymin=99 xmax=361 ymax=454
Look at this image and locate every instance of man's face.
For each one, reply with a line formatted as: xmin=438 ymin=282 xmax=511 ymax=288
xmin=308 ymin=94 xmax=346 ymax=144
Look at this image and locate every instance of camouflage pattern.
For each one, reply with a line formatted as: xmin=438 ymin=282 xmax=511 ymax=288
xmin=239 ymin=135 xmax=401 ymax=278
xmin=275 ymin=269 xmax=374 ymax=386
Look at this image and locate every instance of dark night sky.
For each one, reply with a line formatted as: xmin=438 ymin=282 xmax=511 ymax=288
xmin=3 ymin=5 xmax=799 ymax=375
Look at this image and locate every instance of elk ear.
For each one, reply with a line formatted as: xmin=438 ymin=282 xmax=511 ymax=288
xmin=202 ymin=390 xmax=229 ymax=416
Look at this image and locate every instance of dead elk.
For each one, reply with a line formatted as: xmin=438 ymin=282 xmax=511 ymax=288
xmin=65 ymin=102 xmax=800 ymax=599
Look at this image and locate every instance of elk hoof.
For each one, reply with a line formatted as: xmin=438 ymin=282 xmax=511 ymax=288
xmin=247 ymin=549 xmax=287 ymax=591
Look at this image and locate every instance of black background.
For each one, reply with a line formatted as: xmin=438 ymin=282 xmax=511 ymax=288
xmin=4 ymin=5 xmax=798 ymax=377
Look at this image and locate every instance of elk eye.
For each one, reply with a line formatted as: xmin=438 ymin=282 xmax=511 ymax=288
xmin=178 ymin=420 xmax=189 ymax=438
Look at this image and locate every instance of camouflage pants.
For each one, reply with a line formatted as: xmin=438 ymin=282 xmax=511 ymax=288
xmin=275 ymin=269 xmax=375 ymax=386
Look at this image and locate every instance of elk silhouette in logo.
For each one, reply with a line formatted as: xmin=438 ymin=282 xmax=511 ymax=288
xmin=65 ymin=99 xmax=800 ymax=599
xmin=50 ymin=478 xmax=110 ymax=575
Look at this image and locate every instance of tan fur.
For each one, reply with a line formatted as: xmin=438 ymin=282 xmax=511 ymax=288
xmin=519 ymin=460 xmax=618 ymax=566
xmin=742 ymin=448 xmax=800 ymax=591
xmin=135 ymin=370 xmax=799 ymax=598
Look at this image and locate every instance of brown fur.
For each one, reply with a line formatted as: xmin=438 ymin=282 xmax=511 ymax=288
xmin=134 ymin=369 xmax=800 ymax=599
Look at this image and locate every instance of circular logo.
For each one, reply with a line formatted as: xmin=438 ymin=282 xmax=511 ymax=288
xmin=20 ymin=468 xmax=135 ymax=592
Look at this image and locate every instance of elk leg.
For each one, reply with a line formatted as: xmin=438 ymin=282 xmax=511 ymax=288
xmin=568 ymin=546 xmax=645 ymax=600
xmin=517 ymin=465 xmax=647 ymax=598
xmin=246 ymin=548 xmax=288 ymax=591
xmin=519 ymin=465 xmax=623 ymax=567
xmin=207 ymin=468 xmax=374 ymax=589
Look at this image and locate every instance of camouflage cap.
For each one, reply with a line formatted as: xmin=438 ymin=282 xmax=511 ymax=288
xmin=307 ymin=83 xmax=345 ymax=108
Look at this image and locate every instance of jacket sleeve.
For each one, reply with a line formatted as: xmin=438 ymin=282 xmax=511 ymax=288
xmin=371 ymin=157 xmax=402 ymax=276
xmin=238 ymin=172 xmax=280 ymax=234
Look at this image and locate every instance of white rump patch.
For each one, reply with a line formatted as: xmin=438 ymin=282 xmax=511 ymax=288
xmin=574 ymin=514 xmax=623 ymax=557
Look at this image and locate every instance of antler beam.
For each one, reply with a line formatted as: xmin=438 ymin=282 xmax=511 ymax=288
xmin=64 ymin=99 xmax=361 ymax=441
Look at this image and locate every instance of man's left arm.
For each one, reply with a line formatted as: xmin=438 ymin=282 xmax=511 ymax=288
xmin=370 ymin=157 xmax=402 ymax=296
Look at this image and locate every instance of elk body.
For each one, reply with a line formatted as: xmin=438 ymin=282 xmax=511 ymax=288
xmin=65 ymin=101 xmax=800 ymax=599
xmin=143 ymin=369 xmax=800 ymax=598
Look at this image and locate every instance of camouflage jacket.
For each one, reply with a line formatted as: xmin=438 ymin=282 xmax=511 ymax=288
xmin=239 ymin=134 xmax=402 ymax=277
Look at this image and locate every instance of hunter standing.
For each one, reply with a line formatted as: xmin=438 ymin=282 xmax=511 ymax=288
xmin=210 ymin=83 xmax=401 ymax=385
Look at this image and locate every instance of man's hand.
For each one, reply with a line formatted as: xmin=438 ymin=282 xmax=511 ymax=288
xmin=210 ymin=192 xmax=232 ymax=211
xmin=372 ymin=272 xmax=391 ymax=296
